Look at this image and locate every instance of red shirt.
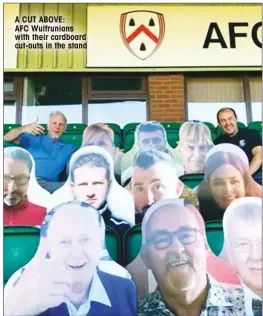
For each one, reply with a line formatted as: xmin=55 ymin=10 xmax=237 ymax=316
xmin=4 ymin=196 xmax=46 ymax=226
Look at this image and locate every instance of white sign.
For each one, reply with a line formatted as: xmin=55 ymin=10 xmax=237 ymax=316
xmin=87 ymin=4 xmax=262 ymax=68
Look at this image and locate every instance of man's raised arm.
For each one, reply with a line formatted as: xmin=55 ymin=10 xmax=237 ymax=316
xmin=4 ymin=118 xmax=45 ymax=143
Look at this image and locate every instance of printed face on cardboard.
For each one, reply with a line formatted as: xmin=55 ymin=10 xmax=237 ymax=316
xmin=41 ymin=202 xmax=104 ymax=290
xmin=131 ymin=150 xmax=181 ymax=215
xmin=4 ymin=147 xmax=51 ymax=208
xmin=136 ymin=122 xmax=166 ymax=151
xmin=198 ymin=144 xmax=259 ymax=211
xmin=223 ymin=197 xmax=262 ymax=295
xmin=141 ymin=201 xmax=207 ymax=293
xmin=127 ymin=199 xmax=242 ymax=299
xmin=177 ymin=122 xmax=214 ymax=174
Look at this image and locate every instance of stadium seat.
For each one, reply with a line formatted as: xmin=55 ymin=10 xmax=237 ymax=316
xmin=205 ymin=220 xmax=224 ymax=256
xmin=248 ymin=121 xmax=262 ymax=138
xmin=204 ymin=122 xmax=218 ymax=141
xmin=217 ymin=121 xmax=247 ymax=135
xmin=4 ymin=124 xmax=22 ymax=147
xmin=61 ymin=124 xmax=87 ymax=148
xmin=105 ymin=226 xmax=120 ymax=263
xmin=107 ymin=123 xmax=122 ymax=148
xmin=161 ymin=122 xmax=181 ymax=148
xmin=123 ymin=123 xmax=140 ymax=152
xmin=123 ymin=224 xmax=142 ymax=266
xmin=4 ymin=124 xmax=22 ymax=134
xmin=4 ymin=226 xmax=40 ymax=283
xmin=179 ymin=173 xmax=204 ymax=189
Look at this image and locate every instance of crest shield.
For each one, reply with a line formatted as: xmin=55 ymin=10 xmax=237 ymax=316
xmin=120 ymin=10 xmax=165 ymax=60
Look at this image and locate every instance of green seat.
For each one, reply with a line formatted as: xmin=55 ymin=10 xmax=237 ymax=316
xmin=205 ymin=221 xmax=224 ymax=256
xmin=123 ymin=123 xmax=140 ymax=152
xmin=179 ymin=173 xmax=204 ymax=189
xmin=248 ymin=121 xmax=262 ymax=138
xmin=217 ymin=121 xmax=247 ymax=135
xmin=161 ymin=122 xmax=181 ymax=148
xmin=4 ymin=124 xmax=22 ymax=135
xmin=66 ymin=124 xmax=87 ymax=133
xmin=61 ymin=134 xmax=83 ymax=148
xmin=107 ymin=123 xmax=122 ymax=149
xmin=204 ymin=122 xmax=218 ymax=141
xmin=4 ymin=141 xmax=18 ymax=148
xmin=105 ymin=226 xmax=120 ymax=263
xmin=123 ymin=224 xmax=142 ymax=266
xmin=4 ymin=226 xmax=40 ymax=283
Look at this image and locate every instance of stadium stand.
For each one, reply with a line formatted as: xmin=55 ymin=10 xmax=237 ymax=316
xmin=179 ymin=173 xmax=205 ymax=189
xmin=205 ymin=220 xmax=224 ymax=256
xmin=123 ymin=224 xmax=142 ymax=266
xmin=248 ymin=121 xmax=262 ymax=138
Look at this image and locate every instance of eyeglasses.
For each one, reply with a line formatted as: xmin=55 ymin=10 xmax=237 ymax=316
xmin=146 ymin=228 xmax=202 ymax=250
xmin=232 ymin=240 xmax=262 ymax=254
xmin=141 ymin=137 xmax=163 ymax=145
xmin=4 ymin=175 xmax=30 ymax=185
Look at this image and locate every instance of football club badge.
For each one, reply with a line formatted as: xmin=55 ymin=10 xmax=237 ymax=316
xmin=120 ymin=10 xmax=165 ymax=60
xmin=239 ymin=139 xmax=246 ymax=147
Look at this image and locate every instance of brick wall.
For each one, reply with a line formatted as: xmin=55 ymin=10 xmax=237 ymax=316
xmin=148 ymin=74 xmax=186 ymax=122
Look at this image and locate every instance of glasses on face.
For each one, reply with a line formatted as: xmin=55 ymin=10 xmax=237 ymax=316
xmin=4 ymin=175 xmax=30 ymax=185
xmin=141 ymin=137 xmax=163 ymax=145
xmin=146 ymin=227 xmax=201 ymax=250
xmin=232 ymin=240 xmax=262 ymax=254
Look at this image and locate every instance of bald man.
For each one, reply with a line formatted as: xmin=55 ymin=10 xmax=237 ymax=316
xmin=223 ymin=197 xmax=262 ymax=316
xmin=5 ymin=201 xmax=136 ymax=316
xmin=137 ymin=199 xmax=245 ymax=316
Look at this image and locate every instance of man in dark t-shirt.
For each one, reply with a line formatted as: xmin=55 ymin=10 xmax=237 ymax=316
xmin=214 ymin=107 xmax=262 ymax=184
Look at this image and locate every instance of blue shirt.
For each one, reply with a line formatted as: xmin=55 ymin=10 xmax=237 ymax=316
xmin=19 ymin=133 xmax=76 ymax=181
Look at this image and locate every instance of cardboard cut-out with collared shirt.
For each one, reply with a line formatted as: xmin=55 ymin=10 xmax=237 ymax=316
xmin=4 ymin=147 xmax=51 ymax=212
xmin=220 ymin=197 xmax=262 ymax=313
xmin=4 ymin=201 xmax=136 ymax=316
xmin=126 ymin=199 xmax=241 ymax=300
xmin=197 ymin=144 xmax=262 ymax=222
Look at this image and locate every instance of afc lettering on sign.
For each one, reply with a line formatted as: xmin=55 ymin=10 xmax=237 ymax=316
xmin=203 ymin=22 xmax=262 ymax=48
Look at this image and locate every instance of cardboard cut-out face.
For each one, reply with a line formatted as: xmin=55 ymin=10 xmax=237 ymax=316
xmin=4 ymin=147 xmax=51 ymax=210
xmin=131 ymin=150 xmax=182 ymax=217
xmin=136 ymin=122 xmax=166 ymax=151
xmin=197 ymin=144 xmax=262 ymax=221
xmin=82 ymin=124 xmax=117 ymax=159
xmin=223 ymin=197 xmax=262 ymax=297
xmin=126 ymin=199 xmax=241 ymax=299
xmin=176 ymin=122 xmax=214 ymax=174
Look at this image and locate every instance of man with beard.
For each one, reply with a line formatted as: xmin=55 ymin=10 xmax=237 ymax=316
xmin=4 ymin=202 xmax=137 ymax=316
xmin=4 ymin=111 xmax=77 ymax=193
xmin=131 ymin=149 xmax=198 ymax=224
xmin=137 ymin=199 xmax=245 ymax=315
xmin=4 ymin=147 xmax=46 ymax=226
xmin=223 ymin=197 xmax=262 ymax=316
xmin=215 ymin=107 xmax=262 ymax=185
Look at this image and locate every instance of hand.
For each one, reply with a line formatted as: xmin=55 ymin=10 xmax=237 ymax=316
xmin=4 ymin=240 xmax=72 ymax=316
xmin=22 ymin=118 xmax=45 ymax=136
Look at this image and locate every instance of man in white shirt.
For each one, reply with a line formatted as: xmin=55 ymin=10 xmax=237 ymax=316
xmin=223 ymin=197 xmax=262 ymax=316
xmin=4 ymin=201 xmax=136 ymax=316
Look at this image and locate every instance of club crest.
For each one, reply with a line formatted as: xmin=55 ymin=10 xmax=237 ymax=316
xmin=120 ymin=10 xmax=165 ymax=60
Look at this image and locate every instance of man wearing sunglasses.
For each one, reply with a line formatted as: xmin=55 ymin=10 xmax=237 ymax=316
xmin=138 ymin=199 xmax=245 ymax=315
xmin=136 ymin=121 xmax=166 ymax=151
xmin=4 ymin=147 xmax=46 ymax=226
xmin=223 ymin=197 xmax=262 ymax=316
